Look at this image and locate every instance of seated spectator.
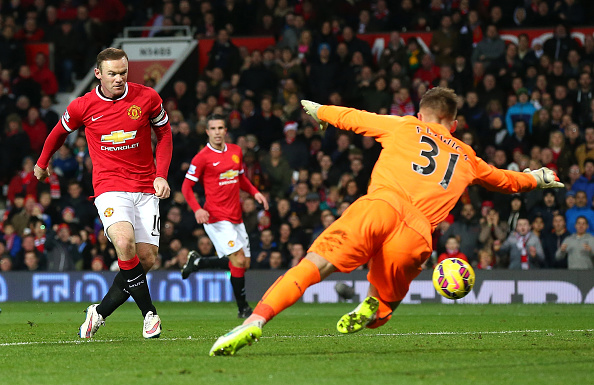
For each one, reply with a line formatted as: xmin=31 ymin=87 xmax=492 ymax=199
xmin=441 ymin=203 xmax=481 ymax=262
xmin=437 ymin=235 xmax=469 ymax=265
xmin=565 ymin=190 xmax=594 ymax=234
xmin=252 ymin=228 xmax=277 ymax=269
xmin=479 ymin=207 xmax=508 ymax=251
xmin=268 ymin=250 xmax=284 ymax=270
xmin=45 ymin=223 xmax=82 ymax=271
xmin=542 ymin=214 xmax=570 ymax=268
xmin=6 ymin=157 xmax=38 ymax=205
xmin=31 ymin=52 xmax=58 ymax=98
xmin=556 ymin=216 xmax=594 ymax=270
xmin=506 ymin=88 xmax=537 ymax=135
xmin=288 ymin=242 xmax=306 ymax=267
xmin=471 ymin=24 xmax=505 ymax=69
xmin=477 ymin=248 xmax=496 ymax=269
xmin=496 ymin=217 xmax=545 ymax=269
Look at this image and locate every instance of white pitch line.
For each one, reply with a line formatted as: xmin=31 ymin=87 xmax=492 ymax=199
xmin=0 ymin=329 xmax=591 ymax=347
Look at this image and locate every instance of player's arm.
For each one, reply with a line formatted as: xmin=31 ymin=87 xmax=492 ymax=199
xmin=35 ymin=101 xmax=84 ymax=180
xmin=302 ymin=101 xmax=402 ymax=139
xmin=239 ymin=172 xmax=269 ymax=210
xmin=150 ymin=97 xmax=173 ymax=198
xmin=182 ymin=160 xmax=209 ymax=224
xmin=472 ymin=157 xmax=563 ymax=193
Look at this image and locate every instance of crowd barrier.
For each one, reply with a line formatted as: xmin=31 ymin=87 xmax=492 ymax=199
xmin=0 ymin=270 xmax=593 ymax=304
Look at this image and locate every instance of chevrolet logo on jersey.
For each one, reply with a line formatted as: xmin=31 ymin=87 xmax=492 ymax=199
xmin=101 ymin=130 xmax=138 ymax=144
xmin=219 ymin=170 xmax=239 ymax=179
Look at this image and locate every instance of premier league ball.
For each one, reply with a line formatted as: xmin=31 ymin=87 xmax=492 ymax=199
xmin=432 ymin=258 xmax=475 ymax=300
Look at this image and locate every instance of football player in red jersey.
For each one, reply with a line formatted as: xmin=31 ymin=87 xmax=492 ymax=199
xmin=181 ymin=114 xmax=269 ymax=318
xmin=34 ymin=48 xmax=172 ymax=339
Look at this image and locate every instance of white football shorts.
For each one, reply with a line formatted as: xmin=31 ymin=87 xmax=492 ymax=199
xmin=203 ymin=221 xmax=251 ymax=258
xmin=95 ymin=191 xmax=161 ymax=246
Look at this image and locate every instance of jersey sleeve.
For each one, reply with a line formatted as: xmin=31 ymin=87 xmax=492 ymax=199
xmin=60 ymin=97 xmax=85 ymax=133
xmin=472 ymin=156 xmax=537 ymax=193
xmin=148 ymin=87 xmax=172 ymax=179
xmin=317 ymin=105 xmax=406 ymax=139
xmin=37 ymin=98 xmax=84 ymax=168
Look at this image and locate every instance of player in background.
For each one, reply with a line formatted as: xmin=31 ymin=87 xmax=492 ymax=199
xmin=209 ymin=87 xmax=564 ymax=356
xmin=181 ymin=114 xmax=269 ymax=318
xmin=34 ymin=48 xmax=172 ymax=339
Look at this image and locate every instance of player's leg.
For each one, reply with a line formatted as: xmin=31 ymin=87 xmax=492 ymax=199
xmin=108 ymin=222 xmax=156 ymax=317
xmin=227 ymin=249 xmax=252 ymax=318
xmin=204 ymin=221 xmax=252 ymax=317
xmin=82 ymin=192 xmax=134 ymax=338
xmin=95 ymin=251 xmax=155 ymax=320
xmin=209 ymin=252 xmax=336 ymax=356
xmin=340 ymin=209 xmax=431 ymax=333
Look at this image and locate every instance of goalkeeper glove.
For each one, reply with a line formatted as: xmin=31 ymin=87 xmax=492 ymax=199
xmin=301 ymin=100 xmax=328 ymax=131
xmin=523 ymin=167 xmax=564 ymax=189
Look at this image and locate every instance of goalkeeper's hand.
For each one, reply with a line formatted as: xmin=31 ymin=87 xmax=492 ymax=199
xmin=523 ymin=167 xmax=564 ymax=189
xmin=301 ymin=100 xmax=328 ymax=131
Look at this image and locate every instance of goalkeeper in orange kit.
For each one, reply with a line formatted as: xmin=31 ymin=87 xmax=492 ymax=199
xmin=209 ymin=87 xmax=564 ymax=356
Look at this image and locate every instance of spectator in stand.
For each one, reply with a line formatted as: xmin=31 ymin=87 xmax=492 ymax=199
xmin=252 ymin=228 xmax=277 ymax=269
xmin=22 ymin=107 xmax=47 ymax=156
xmin=501 ymin=120 xmax=533 ymax=160
xmin=430 ymin=15 xmax=458 ymax=67
xmin=544 ymin=23 xmax=579 ymax=62
xmin=30 ymin=53 xmax=58 ymax=99
xmin=280 ymin=121 xmax=309 ymax=170
xmin=476 ymin=248 xmax=495 ymax=269
xmin=506 ymin=88 xmax=538 ymax=135
xmin=0 ymin=25 xmax=26 ymax=71
xmin=1 ymin=114 xmax=31 ymax=183
xmin=340 ymin=26 xmax=372 ymax=65
xmin=44 ymin=223 xmax=82 ymax=271
xmin=390 ymin=87 xmax=415 ymax=116
xmin=206 ymin=29 xmax=241 ymax=78
xmin=556 ymin=216 xmax=594 ymax=269
xmin=6 ymin=157 xmax=38 ymax=205
xmin=479 ymin=206 xmax=508 ymax=251
xmin=565 ymin=190 xmax=594 ymax=234
xmin=471 ymin=24 xmax=505 ymax=69
xmin=542 ymin=213 xmax=570 ymax=268
xmin=574 ymin=127 xmax=594 ymax=172
xmin=496 ymin=217 xmax=545 ymax=269
xmin=570 ymin=158 xmax=594 ymax=207
xmin=413 ymin=53 xmax=440 ymax=86
xmin=437 ymin=235 xmax=468 ymax=265
xmin=261 ymin=141 xmax=292 ymax=200
xmin=441 ymin=203 xmax=481 ymax=263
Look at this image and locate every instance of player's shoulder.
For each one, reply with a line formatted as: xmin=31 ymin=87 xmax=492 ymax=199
xmin=128 ymin=82 xmax=160 ymax=99
xmin=226 ymin=143 xmax=241 ymax=153
xmin=69 ymin=87 xmax=98 ymax=109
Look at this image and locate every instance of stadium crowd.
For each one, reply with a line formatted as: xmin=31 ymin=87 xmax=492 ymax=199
xmin=2 ymin=0 xmax=594 ymax=273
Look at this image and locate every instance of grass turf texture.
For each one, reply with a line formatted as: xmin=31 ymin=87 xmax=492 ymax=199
xmin=0 ymin=302 xmax=592 ymax=385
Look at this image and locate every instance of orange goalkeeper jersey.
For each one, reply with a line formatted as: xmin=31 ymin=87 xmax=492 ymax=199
xmin=318 ymin=106 xmax=537 ymax=230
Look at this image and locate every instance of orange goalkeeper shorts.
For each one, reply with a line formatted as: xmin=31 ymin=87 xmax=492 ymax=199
xmin=309 ymin=188 xmax=432 ymax=302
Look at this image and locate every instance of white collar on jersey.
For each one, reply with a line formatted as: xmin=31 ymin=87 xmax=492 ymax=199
xmin=207 ymin=142 xmax=227 ymax=153
xmin=95 ymin=83 xmax=129 ymax=101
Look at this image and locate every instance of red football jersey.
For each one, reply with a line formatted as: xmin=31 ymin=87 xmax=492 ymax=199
xmin=185 ymin=143 xmax=246 ymax=223
xmin=60 ymin=83 xmax=170 ymax=196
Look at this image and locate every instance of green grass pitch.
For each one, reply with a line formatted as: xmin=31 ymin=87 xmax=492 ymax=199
xmin=0 ymin=302 xmax=592 ymax=385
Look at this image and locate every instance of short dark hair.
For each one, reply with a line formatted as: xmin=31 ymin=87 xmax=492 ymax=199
xmin=96 ymin=48 xmax=128 ymax=71
xmin=207 ymin=113 xmax=227 ymax=126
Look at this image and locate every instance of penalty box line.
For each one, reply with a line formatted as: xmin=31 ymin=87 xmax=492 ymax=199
xmin=1 ymin=329 xmax=592 ymax=347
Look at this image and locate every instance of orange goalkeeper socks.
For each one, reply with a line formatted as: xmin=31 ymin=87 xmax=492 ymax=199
xmin=253 ymin=258 xmax=321 ymax=322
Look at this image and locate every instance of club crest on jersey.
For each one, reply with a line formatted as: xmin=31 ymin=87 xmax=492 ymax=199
xmin=127 ymin=105 xmax=142 ymax=120
xmin=232 ymin=154 xmax=240 ymax=164
xmin=228 ymin=240 xmax=235 ymax=248
xmin=104 ymin=208 xmax=114 ymax=217
xmin=101 ymin=130 xmax=137 ymax=145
